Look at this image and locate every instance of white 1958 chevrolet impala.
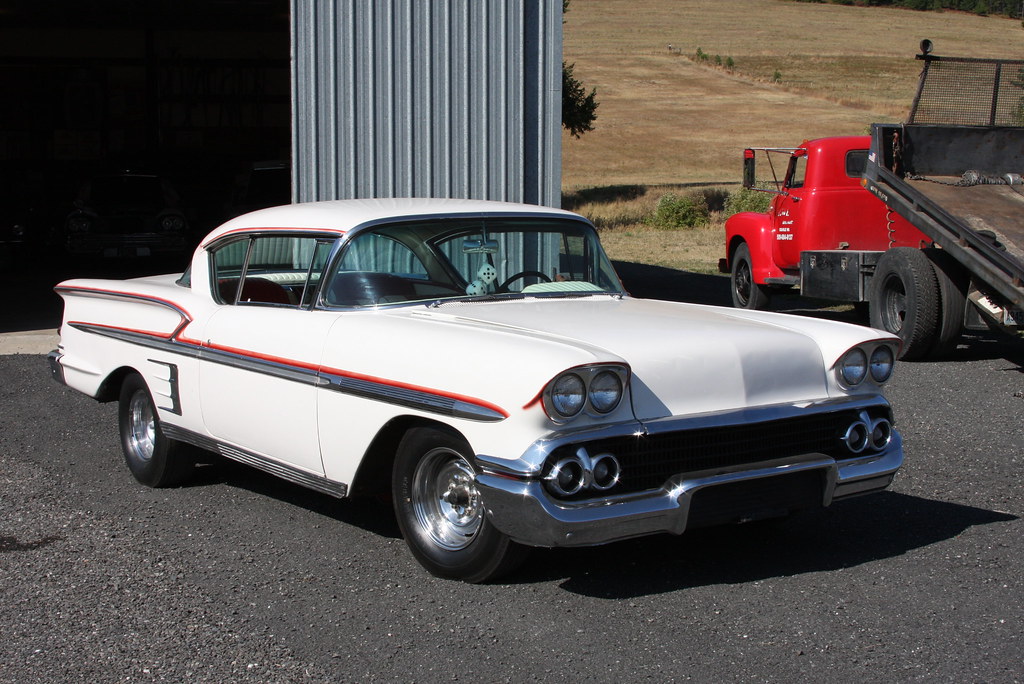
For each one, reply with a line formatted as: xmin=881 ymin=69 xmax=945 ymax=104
xmin=49 ymin=198 xmax=903 ymax=582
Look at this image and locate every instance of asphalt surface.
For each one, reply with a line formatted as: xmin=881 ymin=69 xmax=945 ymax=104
xmin=1 ymin=264 xmax=1023 ymax=683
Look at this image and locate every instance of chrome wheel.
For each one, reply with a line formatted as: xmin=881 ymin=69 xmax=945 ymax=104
xmin=127 ymin=389 xmax=157 ymax=463
xmin=410 ymin=447 xmax=483 ymax=551
xmin=118 ymin=373 xmax=193 ymax=487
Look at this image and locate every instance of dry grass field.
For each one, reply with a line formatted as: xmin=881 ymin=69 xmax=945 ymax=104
xmin=562 ymin=0 xmax=1024 ymax=272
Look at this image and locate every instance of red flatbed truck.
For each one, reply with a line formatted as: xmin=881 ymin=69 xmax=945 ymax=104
xmin=722 ymin=42 xmax=1024 ymax=359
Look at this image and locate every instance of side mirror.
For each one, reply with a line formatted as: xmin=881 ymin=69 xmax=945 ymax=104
xmin=742 ymin=149 xmax=756 ymax=189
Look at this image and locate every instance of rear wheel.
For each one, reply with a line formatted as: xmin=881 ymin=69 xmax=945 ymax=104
xmin=118 ymin=373 xmax=193 ymax=487
xmin=730 ymin=242 xmax=771 ymax=310
xmin=868 ymin=247 xmax=940 ymax=360
xmin=392 ymin=426 xmax=528 ymax=582
xmin=925 ymin=249 xmax=969 ymax=357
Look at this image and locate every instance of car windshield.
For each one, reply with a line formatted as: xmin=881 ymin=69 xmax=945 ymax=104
xmin=321 ymin=216 xmax=623 ymax=308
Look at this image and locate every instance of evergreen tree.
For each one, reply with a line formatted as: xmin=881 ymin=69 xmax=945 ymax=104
xmin=562 ymin=1 xmax=598 ymax=137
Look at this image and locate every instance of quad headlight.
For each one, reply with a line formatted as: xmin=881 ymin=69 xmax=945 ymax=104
xmin=67 ymin=215 xmax=92 ymax=233
xmin=542 ymin=364 xmax=629 ymax=423
xmin=161 ymin=214 xmax=186 ymax=232
xmin=550 ymin=373 xmax=586 ymax=418
xmin=869 ymin=344 xmax=895 ymax=383
xmin=839 ymin=347 xmax=868 ymax=386
xmin=588 ymin=370 xmax=623 ymax=414
xmin=836 ymin=342 xmax=897 ymax=387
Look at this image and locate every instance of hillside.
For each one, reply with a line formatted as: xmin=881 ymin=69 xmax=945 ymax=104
xmin=561 ymin=0 xmax=1024 ymax=189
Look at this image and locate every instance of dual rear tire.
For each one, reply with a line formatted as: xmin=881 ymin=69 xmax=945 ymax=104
xmin=868 ymin=247 xmax=967 ymax=359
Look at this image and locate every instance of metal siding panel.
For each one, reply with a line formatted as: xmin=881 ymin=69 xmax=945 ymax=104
xmin=292 ymin=0 xmax=561 ymax=207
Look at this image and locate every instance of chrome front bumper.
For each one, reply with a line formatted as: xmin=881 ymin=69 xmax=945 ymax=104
xmin=475 ymin=429 xmax=903 ymax=549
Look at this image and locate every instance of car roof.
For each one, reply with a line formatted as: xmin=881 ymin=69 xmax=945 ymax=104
xmin=202 ymin=197 xmax=584 ymax=247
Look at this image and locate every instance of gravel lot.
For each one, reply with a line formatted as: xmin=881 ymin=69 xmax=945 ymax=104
xmin=1 ymin=325 xmax=1022 ymax=682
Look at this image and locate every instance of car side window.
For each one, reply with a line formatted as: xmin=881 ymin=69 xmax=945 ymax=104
xmin=211 ymin=234 xmax=330 ymax=307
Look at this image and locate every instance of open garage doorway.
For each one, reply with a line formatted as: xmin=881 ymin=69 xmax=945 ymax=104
xmin=0 ymin=0 xmax=291 ymax=269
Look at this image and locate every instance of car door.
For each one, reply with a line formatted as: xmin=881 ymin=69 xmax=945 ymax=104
xmin=199 ymin=233 xmax=335 ymax=475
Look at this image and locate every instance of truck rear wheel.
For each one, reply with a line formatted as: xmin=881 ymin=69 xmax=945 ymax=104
xmin=925 ymin=249 xmax=968 ymax=357
xmin=731 ymin=243 xmax=771 ymax=310
xmin=869 ymin=248 xmax=940 ymax=360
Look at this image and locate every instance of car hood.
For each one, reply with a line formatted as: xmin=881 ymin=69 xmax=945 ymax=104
xmin=405 ymin=296 xmax=880 ymax=421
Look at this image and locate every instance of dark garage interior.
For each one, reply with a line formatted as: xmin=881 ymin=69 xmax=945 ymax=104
xmin=1 ymin=0 xmax=291 ymax=330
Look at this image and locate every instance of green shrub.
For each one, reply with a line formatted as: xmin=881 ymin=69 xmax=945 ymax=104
xmin=650 ymin=192 xmax=710 ymax=229
xmin=724 ymin=188 xmax=773 ymax=215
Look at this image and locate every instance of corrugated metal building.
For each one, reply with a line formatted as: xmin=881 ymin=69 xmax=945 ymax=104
xmin=292 ymin=0 xmax=563 ymax=208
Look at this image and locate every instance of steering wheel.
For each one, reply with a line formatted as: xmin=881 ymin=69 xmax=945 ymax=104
xmin=496 ymin=270 xmax=552 ymax=293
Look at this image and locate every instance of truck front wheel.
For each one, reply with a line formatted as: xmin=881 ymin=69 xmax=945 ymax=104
xmin=731 ymin=243 xmax=771 ymax=310
xmin=869 ymin=247 xmax=940 ymax=360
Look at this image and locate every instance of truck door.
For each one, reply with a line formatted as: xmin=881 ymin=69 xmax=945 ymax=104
xmin=773 ymin=150 xmax=807 ymax=269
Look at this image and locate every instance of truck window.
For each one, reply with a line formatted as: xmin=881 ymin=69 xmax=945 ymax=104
xmin=785 ymin=155 xmax=806 ymax=189
xmin=846 ymin=150 xmax=868 ymax=178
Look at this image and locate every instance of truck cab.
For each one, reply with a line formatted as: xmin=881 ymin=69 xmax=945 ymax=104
xmin=723 ymin=136 xmax=924 ymax=309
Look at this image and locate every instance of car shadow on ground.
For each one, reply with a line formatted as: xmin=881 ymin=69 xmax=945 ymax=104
xmin=187 ymin=457 xmax=404 ymax=539
xmin=190 ymin=455 xmax=1016 ymax=592
xmin=515 ymin=492 xmax=1017 ymax=596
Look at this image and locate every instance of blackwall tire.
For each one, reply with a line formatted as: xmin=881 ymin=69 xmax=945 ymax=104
xmin=925 ymin=248 xmax=969 ymax=358
xmin=868 ymin=247 xmax=940 ymax=360
xmin=731 ymin=243 xmax=771 ymax=310
xmin=118 ymin=373 xmax=193 ymax=488
xmin=392 ymin=426 xmax=528 ymax=583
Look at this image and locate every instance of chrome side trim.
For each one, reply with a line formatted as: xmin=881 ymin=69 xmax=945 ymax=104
xmin=70 ymin=323 xmax=194 ymax=357
xmin=161 ymin=423 xmax=348 ymax=498
xmin=198 ymin=344 xmax=322 ymax=386
xmin=319 ymin=371 xmax=506 ymax=422
xmin=56 ymin=286 xmax=193 ymax=324
xmin=71 ymin=322 xmax=503 ymax=422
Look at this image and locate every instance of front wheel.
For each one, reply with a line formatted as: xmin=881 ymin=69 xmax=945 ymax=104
xmin=118 ymin=373 xmax=193 ymax=487
xmin=730 ymin=243 xmax=771 ymax=310
xmin=392 ymin=426 xmax=528 ymax=582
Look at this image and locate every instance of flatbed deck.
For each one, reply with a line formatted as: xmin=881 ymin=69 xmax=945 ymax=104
xmin=907 ymin=178 xmax=1024 ymax=263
